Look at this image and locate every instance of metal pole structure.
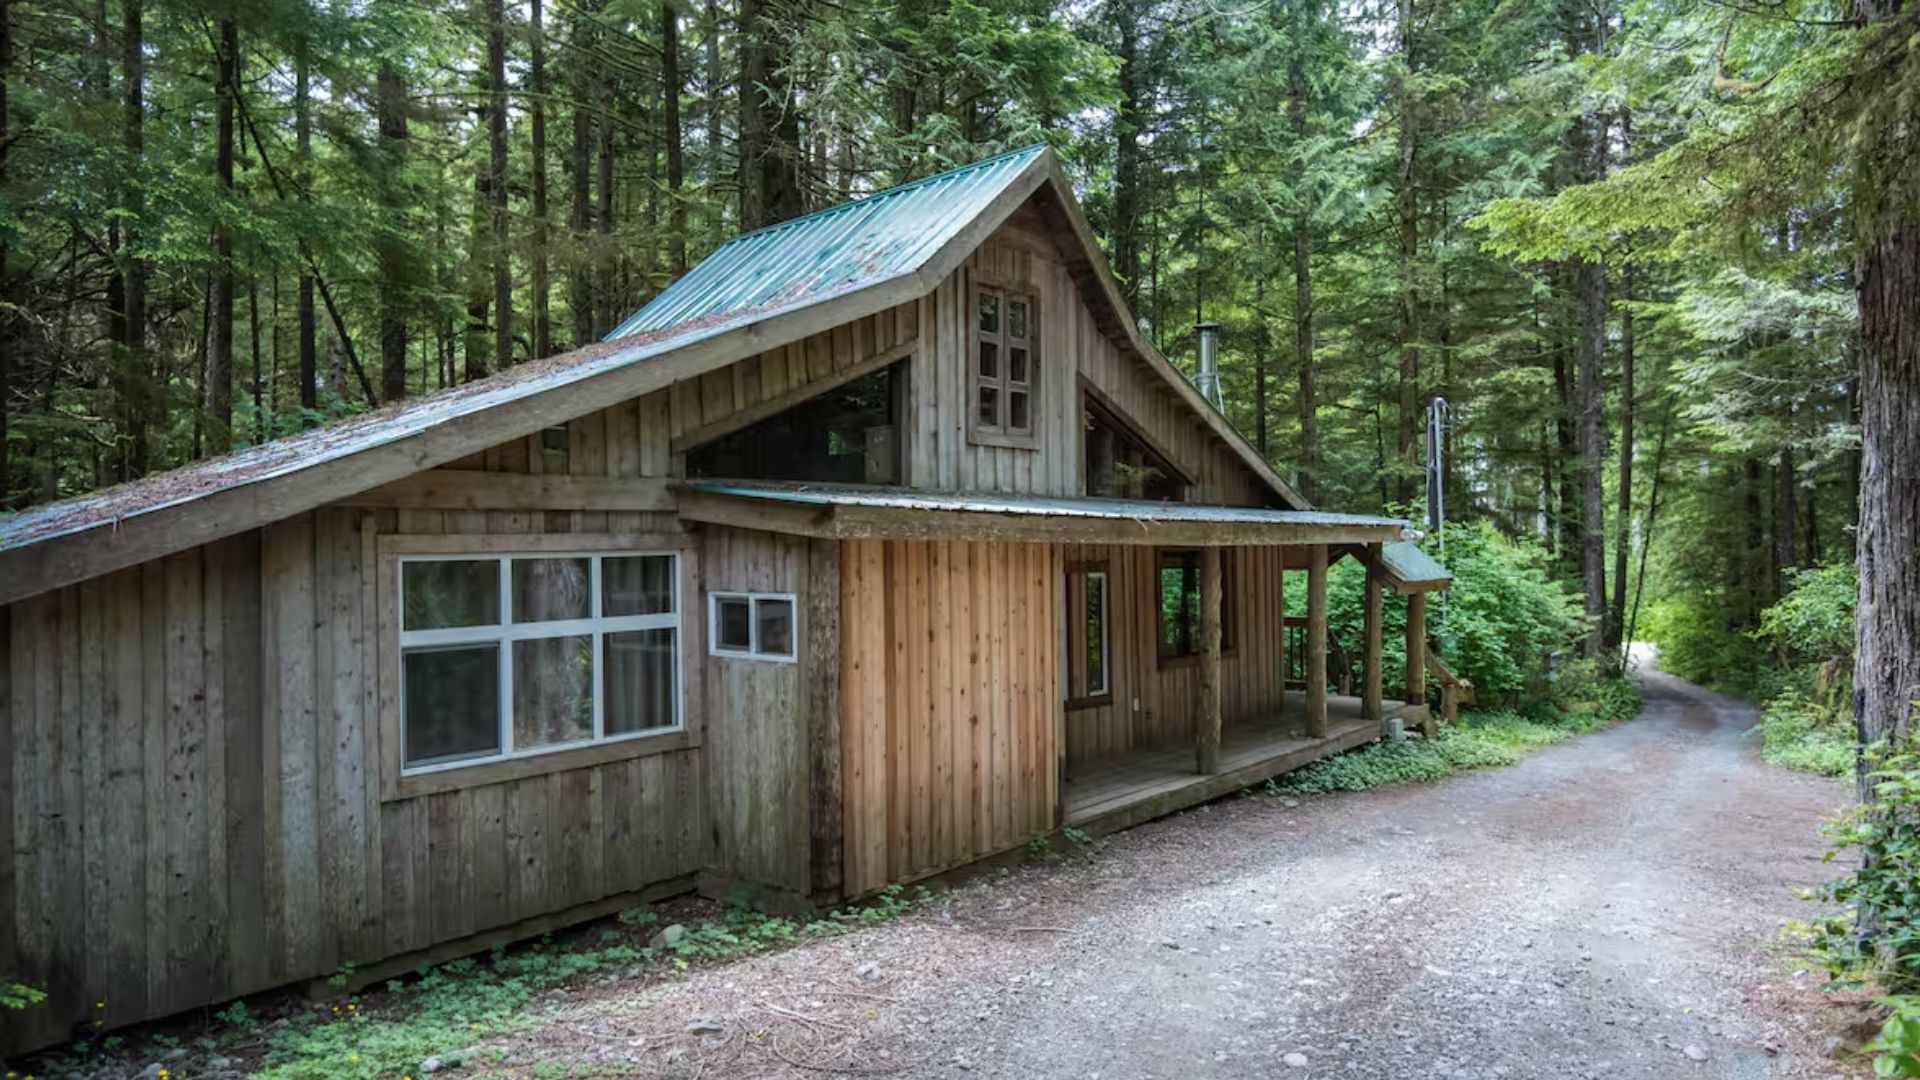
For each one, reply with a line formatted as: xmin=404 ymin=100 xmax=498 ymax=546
xmin=1425 ymin=397 xmax=1450 ymax=557
xmin=1193 ymin=322 xmax=1223 ymax=410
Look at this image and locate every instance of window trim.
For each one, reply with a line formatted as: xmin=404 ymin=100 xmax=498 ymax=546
xmin=375 ymin=532 xmax=701 ymax=802
xmin=970 ymin=276 xmax=1039 ymax=450
xmin=707 ymin=590 xmax=799 ymax=663
xmin=1065 ymin=562 xmax=1112 ymax=709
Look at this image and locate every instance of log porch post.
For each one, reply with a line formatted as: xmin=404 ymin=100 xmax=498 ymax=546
xmin=1306 ymin=544 xmax=1328 ymax=739
xmin=1405 ymin=590 xmax=1428 ymax=705
xmin=1363 ymin=544 xmax=1383 ymax=727
xmin=1197 ymin=545 xmax=1223 ymax=773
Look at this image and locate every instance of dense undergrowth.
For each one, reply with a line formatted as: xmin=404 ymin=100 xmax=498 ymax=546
xmin=1278 ymin=662 xmax=1642 ymax=796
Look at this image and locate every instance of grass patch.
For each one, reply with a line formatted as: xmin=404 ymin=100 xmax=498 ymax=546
xmin=1756 ymin=690 xmax=1854 ymax=777
xmin=1276 ymin=678 xmax=1641 ymax=796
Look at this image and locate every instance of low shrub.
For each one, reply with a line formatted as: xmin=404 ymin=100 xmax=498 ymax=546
xmin=1756 ymin=688 xmax=1854 ymax=777
xmin=1277 ymin=676 xmax=1640 ymax=796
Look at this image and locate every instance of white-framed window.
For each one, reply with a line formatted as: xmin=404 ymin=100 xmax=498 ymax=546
xmin=1066 ymin=564 xmax=1110 ymax=703
xmin=397 ymin=551 xmax=682 ymax=774
xmin=708 ymin=591 xmax=798 ymax=662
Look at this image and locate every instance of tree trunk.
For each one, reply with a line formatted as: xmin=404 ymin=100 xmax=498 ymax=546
xmin=1111 ymin=0 xmax=1142 ymax=307
xmin=570 ymin=13 xmax=594 ymax=349
xmin=119 ymin=0 xmax=148 ymax=475
xmin=595 ymin=77 xmax=615 ymax=335
xmin=1394 ymin=0 xmax=1420 ymax=506
xmin=529 ymin=0 xmax=552 ymax=357
xmin=1252 ymin=228 xmax=1268 ymax=457
xmin=662 ymin=0 xmax=687 ymax=276
xmin=1289 ymin=36 xmax=1318 ymax=501
xmin=1607 ymin=262 xmax=1633 ymax=653
xmin=0 ymin=0 xmax=10 ymax=504
xmin=204 ymin=17 xmax=238 ymax=455
xmin=737 ymin=0 xmax=801 ymax=229
xmin=295 ymin=36 xmax=317 ymax=416
xmin=487 ymin=0 xmax=512 ymax=371
xmin=377 ymin=61 xmax=410 ymax=402
xmin=1853 ymin=222 xmax=1920 ymax=797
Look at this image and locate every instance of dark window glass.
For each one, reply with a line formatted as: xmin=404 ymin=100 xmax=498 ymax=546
xmin=686 ymin=365 xmax=900 ymax=485
xmin=715 ymin=595 xmax=752 ymax=651
xmin=1008 ymin=300 xmax=1027 ymax=339
xmin=512 ymin=635 xmax=594 ymax=748
xmin=979 ymin=340 xmax=999 ymax=379
xmin=513 ymin=558 xmax=590 ymax=622
xmin=1008 ymin=390 xmax=1030 ymax=431
xmin=605 ymin=629 xmax=678 ymax=732
xmin=1159 ymin=552 xmax=1200 ymax=659
xmin=1009 ymin=347 xmax=1028 ymax=384
xmin=403 ymin=560 xmax=499 ymax=630
xmin=1084 ymin=573 xmax=1108 ymax=694
xmin=403 ymin=645 xmax=501 ymax=766
xmin=755 ymin=597 xmax=795 ymax=657
xmin=978 ymin=292 xmax=1000 ymax=333
xmin=978 ymin=385 xmax=1000 ymax=428
xmin=603 ymin=555 xmax=676 ymax=616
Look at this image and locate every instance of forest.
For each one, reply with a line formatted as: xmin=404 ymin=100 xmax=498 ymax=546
xmin=0 ymin=1 xmax=1912 ymax=746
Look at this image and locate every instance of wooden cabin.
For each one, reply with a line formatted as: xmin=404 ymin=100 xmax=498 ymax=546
xmin=0 ymin=144 xmax=1448 ymax=1052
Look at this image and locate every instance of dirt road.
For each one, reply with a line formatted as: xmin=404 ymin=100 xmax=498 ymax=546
xmin=522 ymin=659 xmax=1857 ymax=1078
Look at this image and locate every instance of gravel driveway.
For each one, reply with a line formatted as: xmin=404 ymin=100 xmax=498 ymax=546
xmin=517 ymin=658 xmax=1859 ymax=1079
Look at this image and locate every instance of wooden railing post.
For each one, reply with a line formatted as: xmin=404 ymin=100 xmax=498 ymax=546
xmin=1197 ymin=545 xmax=1223 ymax=773
xmin=1363 ymin=544 xmax=1383 ymax=728
xmin=1405 ymin=590 xmax=1427 ymax=705
xmin=1306 ymin=544 xmax=1328 ymax=739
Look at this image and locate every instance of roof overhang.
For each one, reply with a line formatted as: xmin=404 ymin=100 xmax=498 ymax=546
xmin=1337 ymin=539 xmax=1452 ymax=593
xmin=678 ymin=482 xmax=1407 ymax=547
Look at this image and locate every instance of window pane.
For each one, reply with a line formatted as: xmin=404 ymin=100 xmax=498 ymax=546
xmin=606 ymin=629 xmax=677 ymax=733
xmin=977 ymin=385 xmax=999 ymax=428
xmin=1085 ymin=574 xmax=1107 ymax=694
xmin=755 ymin=597 xmax=795 ymax=657
xmin=978 ymin=340 xmax=998 ymax=379
xmin=512 ymin=635 xmax=594 ymax=750
xmin=403 ymin=560 xmax=499 ymax=630
xmin=403 ymin=645 xmax=501 ymax=766
xmin=513 ymin=558 xmax=590 ymax=623
xmin=1159 ymin=556 xmax=1199 ymax=658
xmin=977 ymin=292 xmax=999 ymax=333
xmin=715 ymin=595 xmax=752 ymax=651
xmin=1008 ymin=347 xmax=1028 ymax=384
xmin=1008 ymin=390 xmax=1030 ymax=432
xmin=1008 ymin=300 xmax=1027 ymax=339
xmin=604 ymin=555 xmax=676 ymax=616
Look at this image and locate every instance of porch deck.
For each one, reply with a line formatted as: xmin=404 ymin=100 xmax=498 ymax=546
xmin=1063 ymin=692 xmax=1422 ymax=835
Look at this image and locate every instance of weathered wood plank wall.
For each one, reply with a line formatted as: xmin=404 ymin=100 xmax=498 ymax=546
xmin=1061 ymin=545 xmax=1298 ymax=770
xmin=839 ymin=539 xmax=1062 ymax=898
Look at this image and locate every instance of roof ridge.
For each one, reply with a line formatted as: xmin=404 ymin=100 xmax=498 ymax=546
xmin=709 ymin=143 xmax=1049 ymax=249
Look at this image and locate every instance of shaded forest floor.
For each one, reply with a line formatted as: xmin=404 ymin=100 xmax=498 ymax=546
xmin=475 ymin=660 xmax=1861 ymax=1078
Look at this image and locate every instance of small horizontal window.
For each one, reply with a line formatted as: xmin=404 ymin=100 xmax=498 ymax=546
xmin=709 ymin=591 xmax=798 ymax=662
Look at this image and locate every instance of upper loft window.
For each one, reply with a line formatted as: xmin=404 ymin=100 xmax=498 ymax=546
xmin=687 ymin=364 xmax=902 ymax=485
xmin=1085 ymin=398 xmax=1187 ymax=502
xmin=972 ymin=285 xmax=1037 ymax=446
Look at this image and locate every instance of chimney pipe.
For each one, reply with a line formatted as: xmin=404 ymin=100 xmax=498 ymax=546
xmin=1192 ymin=321 xmax=1223 ymax=409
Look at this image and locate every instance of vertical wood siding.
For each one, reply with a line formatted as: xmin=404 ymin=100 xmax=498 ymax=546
xmin=1061 ymin=545 xmax=1297 ymax=770
xmin=839 ymin=539 xmax=1062 ymax=897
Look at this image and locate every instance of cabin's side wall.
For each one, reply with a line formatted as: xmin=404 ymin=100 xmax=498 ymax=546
xmin=1062 ymin=544 xmax=1296 ymax=769
xmin=907 ymin=206 xmax=1275 ymax=506
xmin=0 ymin=512 xmax=705 ymax=1055
xmin=839 ymin=539 xmax=1061 ymax=898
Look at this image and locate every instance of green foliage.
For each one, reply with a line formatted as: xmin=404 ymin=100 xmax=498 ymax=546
xmin=1640 ymin=595 xmax=1776 ymax=697
xmin=1870 ymin=997 xmax=1920 ymax=1078
xmin=1757 ymin=690 xmax=1854 ymax=778
xmin=1760 ymin=562 xmax=1859 ymax=666
xmin=1804 ymin=732 xmax=1920 ymax=998
xmin=257 ymin=887 xmax=928 ymax=1079
xmin=2 ymin=981 xmax=46 ymax=1010
xmin=1276 ymin=679 xmax=1639 ymax=796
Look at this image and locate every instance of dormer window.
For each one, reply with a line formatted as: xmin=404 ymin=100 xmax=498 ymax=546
xmin=972 ymin=285 xmax=1036 ymax=447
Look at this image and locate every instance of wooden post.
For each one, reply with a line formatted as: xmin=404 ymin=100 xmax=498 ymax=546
xmin=1363 ymin=545 xmax=1383 ymax=728
xmin=1305 ymin=544 xmax=1328 ymax=739
xmin=1197 ymin=545 xmax=1223 ymax=773
xmin=806 ymin=538 xmax=844 ymax=903
xmin=1405 ymin=590 xmax=1428 ymax=706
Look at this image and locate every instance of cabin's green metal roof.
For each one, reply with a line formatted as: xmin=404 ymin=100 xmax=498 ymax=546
xmin=1380 ymin=540 xmax=1451 ymax=586
xmin=607 ymin=145 xmax=1049 ymax=342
